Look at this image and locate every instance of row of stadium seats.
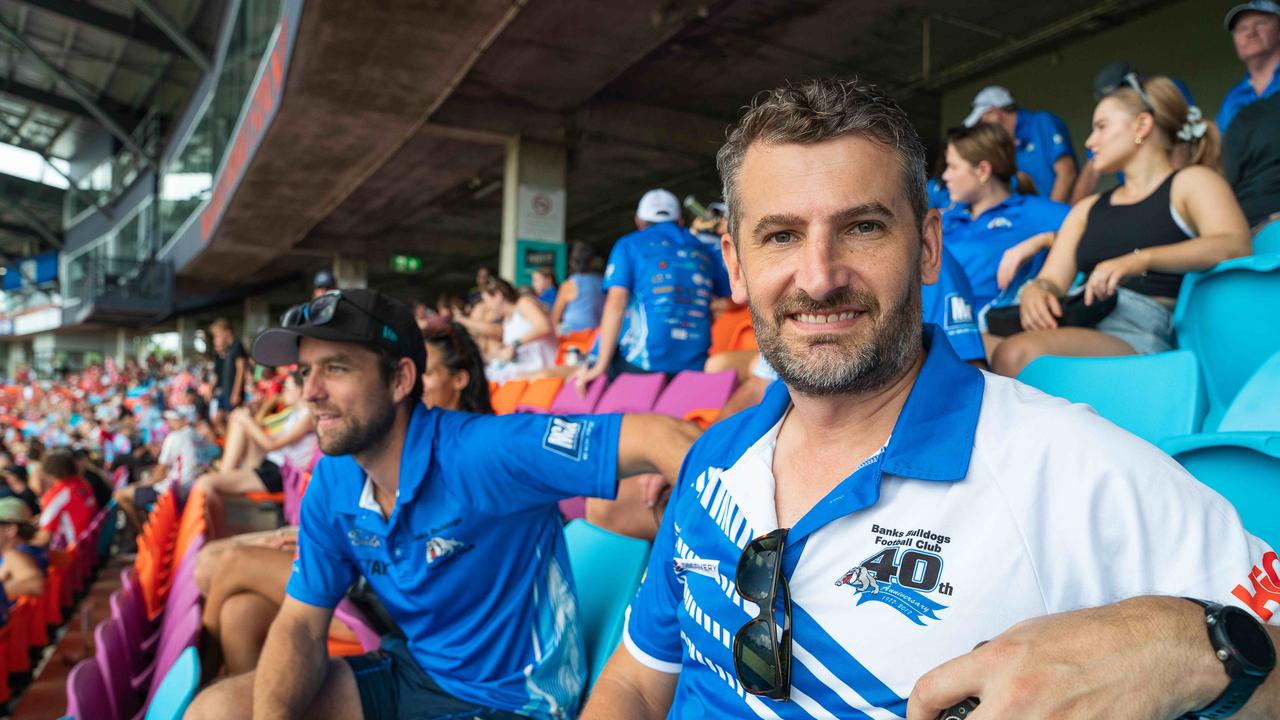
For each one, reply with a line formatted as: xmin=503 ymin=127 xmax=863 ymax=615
xmin=489 ymin=369 xmax=738 ymax=422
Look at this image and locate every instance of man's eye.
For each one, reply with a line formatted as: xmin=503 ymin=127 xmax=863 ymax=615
xmin=768 ymin=231 xmax=795 ymax=245
xmin=852 ymin=221 xmax=882 ymax=235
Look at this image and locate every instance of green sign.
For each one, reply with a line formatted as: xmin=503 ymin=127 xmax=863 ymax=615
xmin=514 ymin=240 xmax=566 ymax=286
xmin=390 ymin=255 xmax=423 ymax=273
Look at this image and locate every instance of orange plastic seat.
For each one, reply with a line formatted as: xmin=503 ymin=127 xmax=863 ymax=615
xmin=516 ymin=377 xmax=564 ymax=413
xmin=490 ymin=380 xmax=529 ymax=415
xmin=244 ymin=491 xmax=285 ymax=505
xmin=729 ymin=321 xmax=757 ymax=351
xmin=555 ymin=329 xmax=598 ymax=364
xmin=327 ymin=637 xmax=366 ymax=657
xmin=683 ymin=407 xmax=721 ymax=430
xmin=709 ymin=307 xmax=752 ymax=355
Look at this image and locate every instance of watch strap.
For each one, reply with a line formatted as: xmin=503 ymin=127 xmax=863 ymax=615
xmin=1178 ymin=598 xmax=1270 ymax=719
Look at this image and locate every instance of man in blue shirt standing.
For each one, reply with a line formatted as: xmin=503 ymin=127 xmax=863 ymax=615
xmin=963 ymin=86 xmax=1077 ymax=203
xmin=185 ymin=289 xmax=698 ymax=720
xmin=575 ymin=189 xmax=731 ymax=389
xmin=1219 ymin=1 xmax=1280 ymax=132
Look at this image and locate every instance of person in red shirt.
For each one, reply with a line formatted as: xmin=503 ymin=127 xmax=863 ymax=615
xmin=34 ymin=449 xmax=97 ymax=549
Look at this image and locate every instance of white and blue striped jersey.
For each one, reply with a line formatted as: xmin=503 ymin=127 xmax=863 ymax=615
xmin=624 ymin=324 xmax=1276 ymax=719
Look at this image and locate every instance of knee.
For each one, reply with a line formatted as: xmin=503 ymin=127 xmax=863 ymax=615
xmin=194 ymin=544 xmax=226 ymax=596
xmin=990 ymin=334 xmax=1038 ymax=378
xmin=186 ymin=674 xmax=253 ymax=720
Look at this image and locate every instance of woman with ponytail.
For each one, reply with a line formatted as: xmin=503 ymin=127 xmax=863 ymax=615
xmin=992 ymin=75 xmax=1251 ymax=377
xmin=941 ymin=123 xmax=1072 ymax=313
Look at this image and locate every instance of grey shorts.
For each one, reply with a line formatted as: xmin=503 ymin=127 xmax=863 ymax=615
xmin=344 ymin=636 xmax=532 ymax=720
xmin=1094 ymin=287 xmax=1174 ymax=355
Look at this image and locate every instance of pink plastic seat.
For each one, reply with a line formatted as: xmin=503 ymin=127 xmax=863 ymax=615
xmin=66 ymin=657 xmax=112 ymax=720
xmin=651 ymin=370 xmax=737 ymax=419
xmin=548 ymin=376 xmax=607 ymax=414
xmin=334 ymin=599 xmax=383 ymax=653
xmin=595 ymin=373 xmax=667 ymax=414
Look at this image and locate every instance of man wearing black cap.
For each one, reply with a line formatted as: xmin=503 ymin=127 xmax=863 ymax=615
xmin=186 ymin=288 xmax=699 ymax=720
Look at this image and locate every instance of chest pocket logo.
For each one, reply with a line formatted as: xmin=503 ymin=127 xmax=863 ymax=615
xmin=673 ymin=557 xmax=720 ymax=583
xmin=426 ymin=537 xmax=467 ymax=566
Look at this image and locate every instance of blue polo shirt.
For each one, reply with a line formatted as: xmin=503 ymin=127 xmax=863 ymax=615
xmin=1218 ymin=71 xmax=1280 ymax=132
xmin=604 ymin=221 xmax=732 ymax=373
xmin=286 ymin=405 xmax=622 ymax=720
xmin=922 ymin=248 xmax=983 ymax=362
xmin=941 ymin=193 xmax=1071 ymax=311
xmin=1014 ymin=109 xmax=1076 ymax=199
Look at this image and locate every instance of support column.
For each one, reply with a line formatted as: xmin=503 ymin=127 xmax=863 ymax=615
xmin=114 ymin=328 xmax=128 ymax=365
xmin=244 ymin=296 xmax=271 ymax=342
xmin=500 ymin=138 xmax=567 ymax=283
xmin=176 ymin=315 xmax=195 ymax=362
xmin=333 ymin=255 xmax=368 ymax=290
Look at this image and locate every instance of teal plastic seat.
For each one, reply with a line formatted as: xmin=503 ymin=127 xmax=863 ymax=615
xmin=564 ymin=519 xmax=651 ymax=688
xmin=1253 ymin=219 xmax=1280 ymax=256
xmin=1173 ymin=255 xmax=1280 ymax=428
xmin=1017 ymin=350 xmax=1205 ymax=444
xmin=144 ymin=646 xmax=200 ymax=720
xmin=1218 ymin=352 xmax=1280 ymax=432
xmin=1159 ymin=433 xmax=1280 ymax=549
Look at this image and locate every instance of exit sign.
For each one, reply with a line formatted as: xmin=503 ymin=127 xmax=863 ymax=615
xmin=390 ymin=255 xmax=422 ymax=273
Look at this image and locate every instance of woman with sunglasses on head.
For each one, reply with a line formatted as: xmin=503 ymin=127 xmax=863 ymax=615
xmin=991 ymin=76 xmax=1251 ymax=377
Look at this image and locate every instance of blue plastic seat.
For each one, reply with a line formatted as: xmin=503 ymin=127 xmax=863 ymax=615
xmin=144 ymin=646 xmax=201 ymax=720
xmin=1253 ymin=219 xmax=1280 ymax=256
xmin=1016 ymin=350 xmax=1205 ymax=444
xmin=1173 ymin=255 xmax=1280 ymax=428
xmin=1159 ymin=433 xmax=1280 ymax=549
xmin=1217 ymin=352 xmax=1280 ymax=432
xmin=564 ymin=519 xmax=651 ymax=688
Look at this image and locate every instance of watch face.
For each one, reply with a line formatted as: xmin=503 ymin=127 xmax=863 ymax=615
xmin=1223 ymin=606 xmax=1277 ymax=672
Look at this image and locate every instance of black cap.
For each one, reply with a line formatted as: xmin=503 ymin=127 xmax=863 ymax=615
xmin=1094 ymin=62 xmax=1136 ymax=101
xmin=251 ymin=289 xmax=426 ymax=375
xmin=313 ymin=269 xmax=337 ymax=290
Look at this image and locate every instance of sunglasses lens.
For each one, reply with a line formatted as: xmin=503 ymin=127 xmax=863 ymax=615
xmin=736 ymin=533 xmax=782 ymax=602
xmin=280 ymin=306 xmax=303 ymax=327
xmin=734 ymin=618 xmax=781 ymax=695
xmin=308 ymin=294 xmax=339 ymax=325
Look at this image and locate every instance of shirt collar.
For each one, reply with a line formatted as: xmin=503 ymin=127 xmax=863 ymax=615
xmin=948 ymin=193 xmax=1022 ymax=224
xmin=338 ymin=403 xmax=438 ymax=528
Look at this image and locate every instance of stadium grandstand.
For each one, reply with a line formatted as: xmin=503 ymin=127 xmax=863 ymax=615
xmin=0 ymin=0 xmax=1272 ymax=717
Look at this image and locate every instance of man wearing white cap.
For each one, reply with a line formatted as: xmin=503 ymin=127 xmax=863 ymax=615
xmin=575 ymin=188 xmax=731 ymax=388
xmin=114 ymin=407 xmax=199 ymax=530
xmin=1219 ymin=1 xmax=1280 ymax=132
xmin=964 ymin=85 xmax=1077 ymax=203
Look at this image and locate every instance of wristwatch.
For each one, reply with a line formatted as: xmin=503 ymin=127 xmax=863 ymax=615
xmin=1179 ymin=598 xmax=1276 ymax=719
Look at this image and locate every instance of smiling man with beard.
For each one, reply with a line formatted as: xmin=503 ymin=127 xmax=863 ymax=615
xmin=583 ymin=78 xmax=1277 ymax=720
xmin=185 ymin=288 xmax=700 ymax=720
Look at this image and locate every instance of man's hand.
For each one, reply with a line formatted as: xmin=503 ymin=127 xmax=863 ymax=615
xmin=907 ymin=596 xmax=1226 ymax=720
xmin=574 ymin=363 xmax=605 ymax=396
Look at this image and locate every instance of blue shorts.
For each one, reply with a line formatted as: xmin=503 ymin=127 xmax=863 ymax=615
xmin=344 ymin=636 xmax=531 ymax=720
xmin=1095 ymin=288 xmax=1174 ymax=355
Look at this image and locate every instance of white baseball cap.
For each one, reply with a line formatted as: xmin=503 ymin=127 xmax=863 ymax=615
xmin=635 ymin=189 xmax=681 ymax=223
xmin=963 ymin=86 xmax=1016 ymax=127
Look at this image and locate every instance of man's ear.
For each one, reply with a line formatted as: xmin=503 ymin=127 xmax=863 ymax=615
xmin=920 ymin=209 xmax=943 ymax=286
xmin=392 ymin=357 xmax=417 ymax=404
xmin=722 ymin=232 xmax=749 ymax=306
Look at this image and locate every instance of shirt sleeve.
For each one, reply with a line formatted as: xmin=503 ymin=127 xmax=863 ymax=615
xmin=157 ymin=434 xmax=177 ymax=466
xmin=38 ymin=488 xmax=69 ymax=532
xmin=602 ymin=237 xmax=634 ymax=292
xmin=923 ymin=254 xmax=984 ymax=362
xmin=623 ymin=466 xmax=687 ymax=672
xmin=285 ymin=462 xmax=357 ymax=609
xmin=1044 ymin=113 xmax=1076 ymax=163
xmin=442 ymin=412 xmax=623 ymax=514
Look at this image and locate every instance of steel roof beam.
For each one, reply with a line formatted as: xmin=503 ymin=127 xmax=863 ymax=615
xmin=10 ymin=0 xmax=189 ymax=57
xmin=3 ymin=198 xmax=61 ymax=250
xmin=0 ymin=77 xmax=95 ymax=120
xmin=126 ymin=0 xmax=209 ymax=73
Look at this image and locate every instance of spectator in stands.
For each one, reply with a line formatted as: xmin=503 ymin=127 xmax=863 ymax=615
xmin=35 ymin=449 xmax=96 ymax=549
xmin=421 ymin=319 xmax=493 ymax=414
xmin=185 ymin=288 xmax=697 ymax=720
xmin=1224 ymin=92 xmax=1280 ymax=230
xmin=1219 ymin=1 xmax=1280 ymax=132
xmin=72 ymin=448 xmax=111 ymax=510
xmin=992 ymin=76 xmax=1251 ymax=376
xmin=940 ymin=123 xmax=1071 ymax=314
xmin=209 ymin=318 xmax=247 ymax=433
xmin=531 ymin=265 xmax=559 ymax=308
xmin=114 ymin=408 xmax=199 ymax=531
xmin=459 ymin=276 xmax=557 ymax=382
xmin=0 ymin=498 xmax=43 ymax=597
xmin=195 ymin=371 xmax=317 ymax=538
xmin=963 ymin=85 xmax=1078 ymax=202
xmin=0 ymin=465 xmax=38 ymax=516
xmin=465 ymin=266 xmax=502 ymax=358
xmin=312 ymin=269 xmax=337 ymax=299
xmin=690 ymin=200 xmax=735 ymax=295
xmin=574 ymin=188 xmax=731 ymax=389
xmin=550 ymin=241 xmax=605 ymax=335
xmin=584 ymin=76 xmax=1279 ymax=720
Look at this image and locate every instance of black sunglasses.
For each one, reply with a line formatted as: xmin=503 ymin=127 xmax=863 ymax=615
xmin=734 ymin=528 xmax=792 ymax=700
xmin=280 ymin=291 xmax=396 ymax=342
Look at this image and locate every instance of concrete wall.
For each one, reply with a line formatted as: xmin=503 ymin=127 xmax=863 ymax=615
xmin=939 ymin=0 xmax=1245 ymax=157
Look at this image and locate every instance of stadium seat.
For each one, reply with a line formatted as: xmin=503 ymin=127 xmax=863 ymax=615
xmin=1160 ymin=432 xmax=1280 ymax=549
xmin=96 ymin=618 xmax=139 ymax=719
xmin=1217 ymin=352 xmax=1280 ymax=432
xmin=334 ymin=598 xmax=383 ymax=653
xmin=1173 ymin=255 xmax=1280 ymax=428
xmin=555 ymin=328 xmax=598 ymax=365
xmin=1016 ymin=350 xmax=1206 ymax=444
xmin=490 ymin=380 xmax=529 ymax=415
xmin=143 ymin=603 xmax=202 ymax=708
xmin=564 ymin=520 xmax=651 ymax=687
xmin=515 ymin=377 xmax=564 ymax=413
xmin=595 ymin=373 xmax=667 ymax=414
xmin=1253 ymin=219 xmax=1280 ymax=256
xmin=66 ymin=657 xmax=111 ymax=720
xmin=651 ymin=370 xmax=737 ymax=420
xmin=548 ymin=375 xmax=607 ymax=414
xmin=144 ymin=646 xmax=200 ymax=720
xmin=709 ymin=306 xmax=752 ymax=355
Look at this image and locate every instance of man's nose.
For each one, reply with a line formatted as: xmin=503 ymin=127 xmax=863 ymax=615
xmin=794 ymin=232 xmax=849 ymax=303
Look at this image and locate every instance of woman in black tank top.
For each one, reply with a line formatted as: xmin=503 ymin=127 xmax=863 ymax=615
xmin=990 ymin=75 xmax=1250 ymax=378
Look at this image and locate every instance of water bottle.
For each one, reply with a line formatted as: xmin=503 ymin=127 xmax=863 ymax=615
xmin=683 ymin=195 xmax=714 ymax=222
xmin=565 ymin=346 xmax=582 ymax=367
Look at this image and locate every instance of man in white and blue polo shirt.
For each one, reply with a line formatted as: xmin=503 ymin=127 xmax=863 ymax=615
xmin=186 ymin=289 xmax=697 ymax=720
xmin=964 ymin=86 xmax=1077 ymax=203
xmin=585 ymin=78 xmax=1279 ymax=720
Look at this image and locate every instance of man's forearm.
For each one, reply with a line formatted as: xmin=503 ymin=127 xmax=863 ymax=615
xmin=618 ymin=414 xmax=699 ymax=480
xmin=253 ymin=614 xmax=329 ymax=720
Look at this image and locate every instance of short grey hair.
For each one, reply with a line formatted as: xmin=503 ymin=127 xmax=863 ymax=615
xmin=716 ymin=78 xmax=929 ymax=238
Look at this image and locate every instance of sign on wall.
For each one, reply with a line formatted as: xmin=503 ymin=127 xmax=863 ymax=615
xmin=514 ymin=240 xmax=566 ymax=287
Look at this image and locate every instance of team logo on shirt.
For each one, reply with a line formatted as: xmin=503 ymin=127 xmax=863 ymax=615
xmin=542 ymin=416 xmax=586 ymax=461
xmin=673 ymin=557 xmax=720 ymax=583
xmin=347 ymin=529 xmax=381 ymax=548
xmin=986 ymin=216 xmax=1013 ymax=230
xmin=944 ymin=294 xmax=976 ymax=330
xmin=834 ymin=524 xmax=955 ymax=626
xmin=426 ymin=536 xmax=468 ymax=565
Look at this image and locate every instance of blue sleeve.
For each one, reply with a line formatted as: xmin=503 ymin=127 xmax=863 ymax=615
xmin=922 ymin=252 xmax=984 ymax=362
xmin=443 ymin=412 xmax=622 ymax=513
xmin=1045 ymin=113 xmax=1076 ymax=163
xmin=709 ymin=250 xmax=732 ymax=299
xmin=603 ymin=237 xmax=634 ymax=292
xmin=622 ymin=463 xmax=687 ymax=672
xmin=285 ymin=462 xmax=357 ymax=609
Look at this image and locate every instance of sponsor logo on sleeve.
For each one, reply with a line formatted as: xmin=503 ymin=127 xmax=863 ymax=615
xmin=944 ymin=294 xmax=976 ymax=330
xmin=543 ymin=416 xmax=586 ymax=461
xmin=1233 ymin=551 xmax=1280 ymax=621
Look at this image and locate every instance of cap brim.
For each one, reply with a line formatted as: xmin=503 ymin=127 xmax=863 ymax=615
xmin=251 ymin=325 xmax=359 ymax=367
xmin=963 ymin=105 xmax=987 ymax=128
